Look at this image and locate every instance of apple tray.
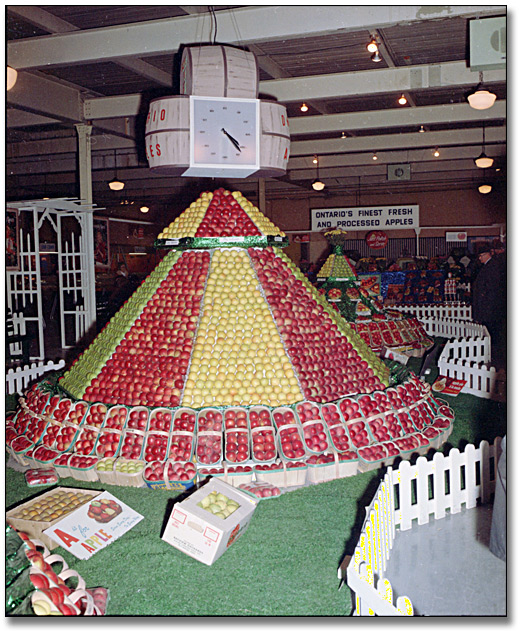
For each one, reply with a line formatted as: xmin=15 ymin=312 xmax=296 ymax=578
xmin=53 ymin=454 xmax=73 ymax=479
xmin=6 ymin=487 xmax=102 ymax=551
xmin=69 ymin=460 xmax=100 ymax=483
xmin=356 ymin=445 xmax=393 ymax=473
xmin=254 ymin=462 xmax=308 ymax=488
xmin=305 ymin=454 xmax=358 ymax=484
xmin=95 ymin=457 xmax=118 ymax=485
xmin=8 ymin=436 xmax=35 ymax=467
xmin=115 ymin=458 xmax=146 ymax=487
xmin=203 ymin=467 xmax=254 ymax=488
xmin=143 ymin=460 xmax=197 ymax=491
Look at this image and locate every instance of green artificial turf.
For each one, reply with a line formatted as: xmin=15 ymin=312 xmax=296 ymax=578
xmin=5 ymin=346 xmax=507 ymax=617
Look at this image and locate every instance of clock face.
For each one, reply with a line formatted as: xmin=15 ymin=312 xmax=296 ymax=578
xmin=188 ymin=96 xmax=259 ymax=176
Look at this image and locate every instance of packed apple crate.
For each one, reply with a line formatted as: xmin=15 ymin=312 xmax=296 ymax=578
xmin=6 ymin=189 xmax=453 ymax=492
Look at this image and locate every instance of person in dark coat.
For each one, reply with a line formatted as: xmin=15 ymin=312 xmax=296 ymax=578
xmin=472 ymin=243 xmax=506 ymax=367
xmin=108 ymin=263 xmax=134 ymax=316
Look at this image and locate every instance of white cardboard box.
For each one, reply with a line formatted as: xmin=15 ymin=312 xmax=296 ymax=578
xmin=161 ymin=478 xmax=258 ymax=565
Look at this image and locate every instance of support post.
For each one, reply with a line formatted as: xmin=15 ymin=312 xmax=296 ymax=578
xmin=258 ymin=178 xmax=266 ymax=214
xmin=75 ymin=123 xmax=97 ymax=337
xmin=414 ymin=227 xmax=421 ymax=257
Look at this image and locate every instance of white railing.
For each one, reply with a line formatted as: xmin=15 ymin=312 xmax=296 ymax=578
xmin=5 ymin=359 xmax=66 ymax=395
xmin=393 ymin=302 xmax=473 ymax=322
xmin=420 ymin=318 xmax=488 ymax=339
xmin=438 ymin=356 xmax=506 ymax=401
xmin=342 ymin=438 xmax=503 ymax=616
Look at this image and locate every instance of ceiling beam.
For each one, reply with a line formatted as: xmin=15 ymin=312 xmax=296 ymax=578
xmin=7 ymin=5 xmax=505 ymax=70
xmin=290 ymin=126 xmax=506 ymax=157
xmin=260 ymin=62 xmax=505 ymax=103
xmin=289 ymin=101 xmax=506 ymax=136
xmin=7 ymin=5 xmax=173 ymax=87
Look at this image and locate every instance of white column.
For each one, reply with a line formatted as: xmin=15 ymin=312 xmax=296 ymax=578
xmin=75 ymin=123 xmax=97 ymax=336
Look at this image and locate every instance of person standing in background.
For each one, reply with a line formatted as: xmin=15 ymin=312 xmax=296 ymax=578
xmin=472 ymin=244 xmax=506 ymax=368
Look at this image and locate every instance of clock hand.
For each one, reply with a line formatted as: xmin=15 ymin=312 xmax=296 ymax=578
xmin=221 ymin=128 xmax=242 ymax=153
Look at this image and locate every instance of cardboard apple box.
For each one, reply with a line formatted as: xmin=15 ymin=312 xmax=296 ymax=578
xmin=161 ymin=478 xmax=258 ymax=566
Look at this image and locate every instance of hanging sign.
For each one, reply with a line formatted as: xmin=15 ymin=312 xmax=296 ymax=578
xmin=446 ymin=231 xmax=467 ymax=242
xmin=365 ymin=230 xmax=388 ymax=249
xmin=311 ymin=205 xmax=419 ymax=231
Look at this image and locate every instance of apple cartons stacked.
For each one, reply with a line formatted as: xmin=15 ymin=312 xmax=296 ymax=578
xmin=7 ymin=188 xmax=452 ymax=484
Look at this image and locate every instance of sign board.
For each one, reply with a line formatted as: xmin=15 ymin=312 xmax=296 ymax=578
xmin=311 ymin=205 xmax=419 ymax=232
xmin=365 ymin=230 xmax=388 ymax=249
xmin=469 ymin=17 xmax=506 ymax=71
xmin=44 ymin=492 xmax=143 ymax=560
xmin=446 ymin=231 xmax=467 ymax=242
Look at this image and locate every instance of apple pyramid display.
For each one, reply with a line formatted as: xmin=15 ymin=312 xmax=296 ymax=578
xmin=316 ymin=229 xmax=432 ymax=352
xmin=7 ymin=189 xmax=453 ymax=487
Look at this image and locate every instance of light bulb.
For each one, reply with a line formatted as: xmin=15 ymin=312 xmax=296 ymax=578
xmin=140 ymin=206 xmax=149 ymax=213
xmin=300 ymin=103 xmax=308 ymax=112
xmin=433 ymin=148 xmax=440 ymax=157
xmin=478 ymin=184 xmax=492 ymax=194
xmin=367 ymin=39 xmax=378 ymax=53
xmin=398 ymin=94 xmax=407 ymax=105
xmin=312 ymin=180 xmax=325 ymax=191
xmin=372 ymin=153 xmax=378 ymax=161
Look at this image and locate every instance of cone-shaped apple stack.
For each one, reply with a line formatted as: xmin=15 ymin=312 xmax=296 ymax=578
xmin=316 ymin=229 xmax=432 ymax=351
xmin=60 ymin=188 xmax=389 ymax=409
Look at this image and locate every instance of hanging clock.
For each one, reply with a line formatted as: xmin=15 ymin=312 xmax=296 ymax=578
xmin=145 ymin=44 xmax=289 ymax=178
xmin=185 ymin=96 xmax=260 ymax=178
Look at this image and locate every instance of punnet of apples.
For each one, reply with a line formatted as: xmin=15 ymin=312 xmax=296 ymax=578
xmin=6 ymin=189 xmax=453 ymax=490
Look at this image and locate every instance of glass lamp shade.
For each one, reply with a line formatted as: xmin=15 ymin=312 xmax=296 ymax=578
xmin=140 ymin=206 xmax=149 ymax=213
xmin=7 ymin=66 xmax=17 ymax=91
xmin=467 ymin=89 xmax=497 ymax=110
xmin=312 ymin=179 xmax=325 ymax=191
xmin=478 ymin=184 xmax=492 ymax=194
xmin=475 ymin=153 xmax=494 ymax=168
xmin=109 ymin=179 xmax=125 ymax=191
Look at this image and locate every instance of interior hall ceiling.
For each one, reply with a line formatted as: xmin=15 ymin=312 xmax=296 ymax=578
xmin=6 ymin=4 xmax=507 ymax=219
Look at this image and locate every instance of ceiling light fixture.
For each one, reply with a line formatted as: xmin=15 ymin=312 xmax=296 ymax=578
xmin=312 ymin=155 xmax=318 ymax=164
xmin=140 ymin=206 xmax=149 ymax=213
xmin=371 ymin=50 xmax=382 ymax=63
xmin=7 ymin=66 xmax=18 ymax=91
xmin=398 ymin=94 xmax=407 ymax=105
xmin=433 ymin=147 xmax=440 ymax=157
xmin=341 ymin=131 xmax=346 ymax=139
xmin=108 ymin=150 xmax=124 ymax=191
xmin=474 ymin=125 xmax=494 ymax=168
xmin=468 ymin=71 xmax=497 ymax=110
xmin=478 ymin=183 xmax=492 ymax=194
xmin=300 ymin=103 xmax=309 ymax=112
xmin=312 ymin=156 xmax=325 ymax=191
xmin=372 ymin=153 xmax=378 ymax=161
xmin=419 ymin=125 xmax=426 ymax=133
xmin=366 ymin=37 xmax=379 ymax=53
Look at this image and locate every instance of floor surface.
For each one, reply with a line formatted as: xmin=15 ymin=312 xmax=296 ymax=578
xmin=384 ymin=504 xmax=506 ymax=616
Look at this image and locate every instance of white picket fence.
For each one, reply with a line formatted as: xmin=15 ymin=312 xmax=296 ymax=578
xmin=5 ymin=359 xmax=66 ymax=396
xmin=421 ymin=318 xmax=488 ymax=339
xmin=438 ymin=335 xmax=505 ymax=401
xmin=394 ymin=302 xmax=472 ymax=322
xmin=342 ymin=438 xmax=503 ymax=616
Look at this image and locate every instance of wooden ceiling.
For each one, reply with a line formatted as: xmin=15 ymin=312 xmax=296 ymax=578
xmin=6 ymin=5 xmax=507 ymax=219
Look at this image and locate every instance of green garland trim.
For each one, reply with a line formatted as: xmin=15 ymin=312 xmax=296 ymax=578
xmin=155 ymin=235 xmax=288 ymax=250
